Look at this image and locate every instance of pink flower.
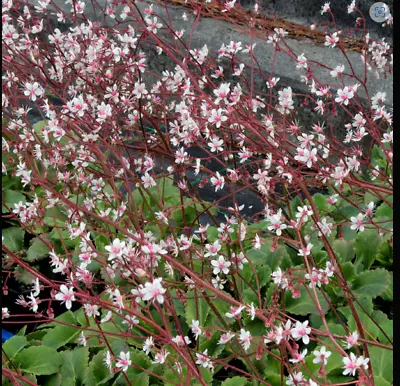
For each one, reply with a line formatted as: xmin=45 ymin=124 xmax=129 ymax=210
xmin=218 ymin=332 xmax=235 ymax=345
xmin=239 ymin=329 xmax=252 ymax=351
xmin=191 ymin=320 xmax=202 ymax=340
xmin=313 ymin=346 xmax=331 ymax=365
xmin=152 ymin=349 xmax=169 ymax=364
xmin=116 ymin=351 xmax=131 ymax=372
xmin=210 ymin=172 xmax=225 ymax=192
xmin=140 ymin=278 xmax=166 ymax=304
xmin=208 ymin=109 xmax=228 ymax=128
xmin=55 ymin=285 xmax=75 ymax=310
xmin=211 ymin=256 xmax=231 ymax=275
xmin=23 ymin=82 xmax=44 ymax=102
xmin=345 ymin=331 xmax=359 ymax=349
xmin=325 ymin=32 xmax=339 ymax=48
xmin=291 ymin=321 xmax=311 ymax=345
xmin=335 ymin=87 xmax=354 ymax=105
xmin=350 ymin=213 xmax=366 ymax=232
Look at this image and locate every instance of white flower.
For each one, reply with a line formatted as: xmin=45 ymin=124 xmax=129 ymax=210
xmin=345 ymin=331 xmax=359 ymax=349
xmin=155 ymin=211 xmax=169 ymax=225
xmin=272 ymin=267 xmax=288 ymax=289
xmin=210 ymin=172 xmax=225 ymax=192
xmin=298 ymin=243 xmax=313 ymax=257
xmin=266 ymin=77 xmax=280 ymax=88
xmin=321 ymin=2 xmax=330 ymax=15
xmin=143 ymin=336 xmax=154 ymax=354
xmin=77 ymin=331 xmax=87 ymax=346
xmin=317 ymin=218 xmax=333 ymax=236
xmin=191 ymin=320 xmax=202 ymax=340
xmin=145 ymin=16 xmax=162 ymax=34
xmin=196 ymin=349 xmax=213 ymax=371
xmin=211 ymin=256 xmax=231 ymax=275
xmin=101 ymin=311 xmax=112 ymax=323
xmin=350 ymin=213 xmax=365 ymax=232
xmin=140 ymin=278 xmax=166 ymax=304
xmin=218 ymin=332 xmax=235 ymax=345
xmin=172 ymin=335 xmax=192 ymax=346
xmin=335 ymin=87 xmax=354 ymax=105
xmin=141 ymin=172 xmax=156 ymax=188
xmin=313 ymin=346 xmax=331 ymax=365
xmin=267 ymin=211 xmax=287 ymax=236
xmin=213 ymin=83 xmax=230 ymax=104
xmin=247 ymin=303 xmax=256 ymax=320
xmin=2 ymin=308 xmax=10 ymax=319
xmin=286 ymin=371 xmax=304 ymax=386
xmin=348 ymin=0 xmax=356 ymax=14
xmin=291 ymin=321 xmax=311 ymax=345
xmin=175 ymin=147 xmax=188 ymax=164
xmin=104 ymin=350 xmax=113 ymax=371
xmin=208 ymin=108 xmax=228 ymax=128
xmin=296 ymin=53 xmax=308 ymax=69
xmin=55 ymin=285 xmax=75 ymax=310
xmin=225 ymin=305 xmax=245 ymax=319
xmin=330 ymin=64 xmax=345 ymax=77
xmin=253 ymin=234 xmax=262 ymax=249
xmin=105 ymin=238 xmax=126 ymax=261
xmin=342 ymin=352 xmax=360 ymax=376
xmin=381 ymin=131 xmax=393 ymax=144
xmin=152 ymin=349 xmax=169 ymax=364
xmin=325 ymin=32 xmax=339 ymax=48
xmin=289 ymin=349 xmax=308 ymax=364
xmin=212 ymin=275 xmax=226 ymax=289
xmin=296 ymin=205 xmax=313 ymax=223
xmin=208 ymin=136 xmax=224 ymax=153
xmin=239 ymin=329 xmax=252 ymax=351
xmin=23 ymin=82 xmax=44 ymax=101
xmin=205 ymin=240 xmax=221 ymax=257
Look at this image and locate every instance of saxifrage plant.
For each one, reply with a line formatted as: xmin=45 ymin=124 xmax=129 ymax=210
xmin=2 ymin=0 xmax=392 ymax=385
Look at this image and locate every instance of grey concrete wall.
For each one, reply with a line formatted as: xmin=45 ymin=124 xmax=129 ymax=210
xmin=28 ymin=0 xmax=392 ymax=137
xmin=239 ymin=0 xmax=393 ymax=43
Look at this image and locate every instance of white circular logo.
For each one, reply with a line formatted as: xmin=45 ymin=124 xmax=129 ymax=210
xmin=369 ymin=2 xmax=389 ymax=23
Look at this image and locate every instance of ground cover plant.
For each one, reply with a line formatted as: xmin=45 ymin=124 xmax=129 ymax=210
xmin=2 ymin=0 xmax=393 ymax=385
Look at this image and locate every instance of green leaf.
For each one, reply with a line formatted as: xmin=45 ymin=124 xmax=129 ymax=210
xmin=43 ymin=374 xmax=62 ymax=386
xmin=339 ymin=297 xmax=384 ymax=339
xmin=221 ymin=376 xmax=249 ymax=386
xmin=263 ymin=350 xmax=283 ymax=386
xmin=2 ymin=190 xmax=26 ymax=213
xmin=2 ymin=335 xmax=28 ymax=360
xmin=185 ymin=290 xmax=210 ymax=326
xmin=376 ymin=241 xmax=393 ymax=268
xmin=113 ymin=372 xmax=149 ymax=386
xmin=127 ymin=349 xmax=152 ymax=373
xmin=16 ymin=325 xmax=27 ymax=336
xmin=13 ymin=346 xmax=62 ymax=375
xmin=375 ymin=203 xmax=392 ymax=219
xmin=369 ymin=346 xmax=393 ymax=383
xmin=84 ymin=349 xmax=114 ymax=386
xmin=354 ymin=229 xmax=382 ymax=270
xmin=332 ymin=239 xmax=355 ymax=263
xmin=60 ymin=347 xmax=89 ymax=386
xmin=341 ymin=262 xmax=355 ymax=282
xmin=32 ymin=120 xmax=47 ymax=134
xmin=285 ymin=286 xmax=330 ymax=315
xmin=25 ymin=237 xmax=50 ymax=262
xmin=312 ymin=193 xmax=334 ymax=212
xmin=246 ymin=242 xmax=289 ymax=271
xmin=374 ymin=375 xmax=391 ymax=386
xmin=2 ymin=227 xmax=25 ymax=253
xmin=352 ymin=269 xmax=391 ymax=298
xmin=37 ymin=310 xmax=77 ymax=329
xmin=376 ymin=319 xmax=393 ymax=345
